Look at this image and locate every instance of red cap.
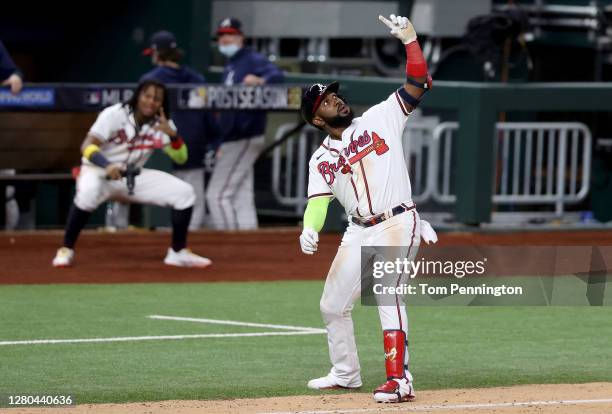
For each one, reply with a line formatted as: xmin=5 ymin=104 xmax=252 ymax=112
xmin=216 ymin=17 xmax=243 ymax=36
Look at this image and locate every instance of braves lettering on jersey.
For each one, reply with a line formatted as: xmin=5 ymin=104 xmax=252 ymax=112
xmin=308 ymin=91 xmax=412 ymax=217
xmin=86 ymin=103 xmax=176 ymax=168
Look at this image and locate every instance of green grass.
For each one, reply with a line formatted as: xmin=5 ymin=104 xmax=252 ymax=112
xmin=0 ymin=282 xmax=611 ymax=403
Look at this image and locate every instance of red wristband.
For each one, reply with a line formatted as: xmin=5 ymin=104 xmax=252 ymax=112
xmin=405 ymin=41 xmax=428 ymax=78
xmin=170 ymin=136 xmax=184 ymax=149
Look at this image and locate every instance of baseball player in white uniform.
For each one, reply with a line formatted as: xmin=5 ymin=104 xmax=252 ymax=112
xmin=299 ymin=15 xmax=437 ymax=403
xmin=52 ymin=80 xmax=211 ymax=268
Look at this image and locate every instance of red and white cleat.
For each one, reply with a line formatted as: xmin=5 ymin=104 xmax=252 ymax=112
xmin=373 ymin=378 xmax=415 ymax=403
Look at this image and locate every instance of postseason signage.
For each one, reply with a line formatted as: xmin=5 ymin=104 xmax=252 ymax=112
xmin=177 ymin=85 xmax=303 ymax=111
xmin=0 ymin=84 xmax=303 ymax=112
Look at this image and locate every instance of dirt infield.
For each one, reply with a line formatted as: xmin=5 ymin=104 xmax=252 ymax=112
xmin=5 ymin=383 xmax=612 ymax=414
xmin=2 ymin=228 xmax=612 ymax=284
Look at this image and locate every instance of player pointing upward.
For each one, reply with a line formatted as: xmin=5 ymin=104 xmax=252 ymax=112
xmin=299 ymin=14 xmax=437 ymax=403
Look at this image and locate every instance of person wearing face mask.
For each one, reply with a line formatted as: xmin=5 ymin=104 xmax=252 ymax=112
xmin=206 ymin=17 xmax=284 ymax=230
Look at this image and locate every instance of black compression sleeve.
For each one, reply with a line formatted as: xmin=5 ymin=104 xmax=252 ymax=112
xmin=90 ymin=151 xmax=110 ymax=168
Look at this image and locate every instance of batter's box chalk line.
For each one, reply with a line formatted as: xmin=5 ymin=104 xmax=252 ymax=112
xmin=0 ymin=315 xmax=325 ymax=346
xmin=259 ymin=398 xmax=612 ymax=414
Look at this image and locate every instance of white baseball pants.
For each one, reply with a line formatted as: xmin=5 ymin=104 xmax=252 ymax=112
xmin=74 ymin=165 xmax=196 ymax=212
xmin=320 ymin=208 xmax=421 ymax=387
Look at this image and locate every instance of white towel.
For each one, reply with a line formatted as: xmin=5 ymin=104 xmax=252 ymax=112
xmin=420 ymin=219 xmax=438 ymax=244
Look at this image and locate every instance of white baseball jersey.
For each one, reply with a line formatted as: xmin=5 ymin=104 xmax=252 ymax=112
xmin=307 ymin=91 xmax=412 ymax=217
xmin=85 ymin=103 xmax=176 ymax=168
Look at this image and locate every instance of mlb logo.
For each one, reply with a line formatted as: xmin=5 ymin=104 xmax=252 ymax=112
xmin=85 ymin=90 xmax=101 ymax=106
xmin=183 ymin=87 xmax=206 ymax=109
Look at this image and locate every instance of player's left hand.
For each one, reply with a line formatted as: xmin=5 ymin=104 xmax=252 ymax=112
xmin=2 ymin=73 xmax=23 ymax=95
xmin=242 ymin=74 xmax=265 ymax=86
xmin=378 ymin=14 xmax=417 ymax=44
xmin=420 ymin=219 xmax=438 ymax=244
xmin=154 ymin=107 xmax=177 ymax=138
xmin=300 ymin=227 xmax=319 ymax=255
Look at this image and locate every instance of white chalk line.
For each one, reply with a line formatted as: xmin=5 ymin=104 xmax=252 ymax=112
xmin=148 ymin=314 xmax=326 ymax=333
xmin=0 ymin=331 xmax=322 ymax=346
xmin=258 ymin=398 xmax=612 ymax=414
xmin=0 ymin=316 xmax=325 ymax=346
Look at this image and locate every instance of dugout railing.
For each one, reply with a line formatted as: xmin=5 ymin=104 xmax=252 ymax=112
xmin=431 ymin=122 xmax=592 ymax=216
xmin=270 ymin=121 xmax=592 ymax=218
xmin=282 ymin=73 xmax=612 ymax=225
